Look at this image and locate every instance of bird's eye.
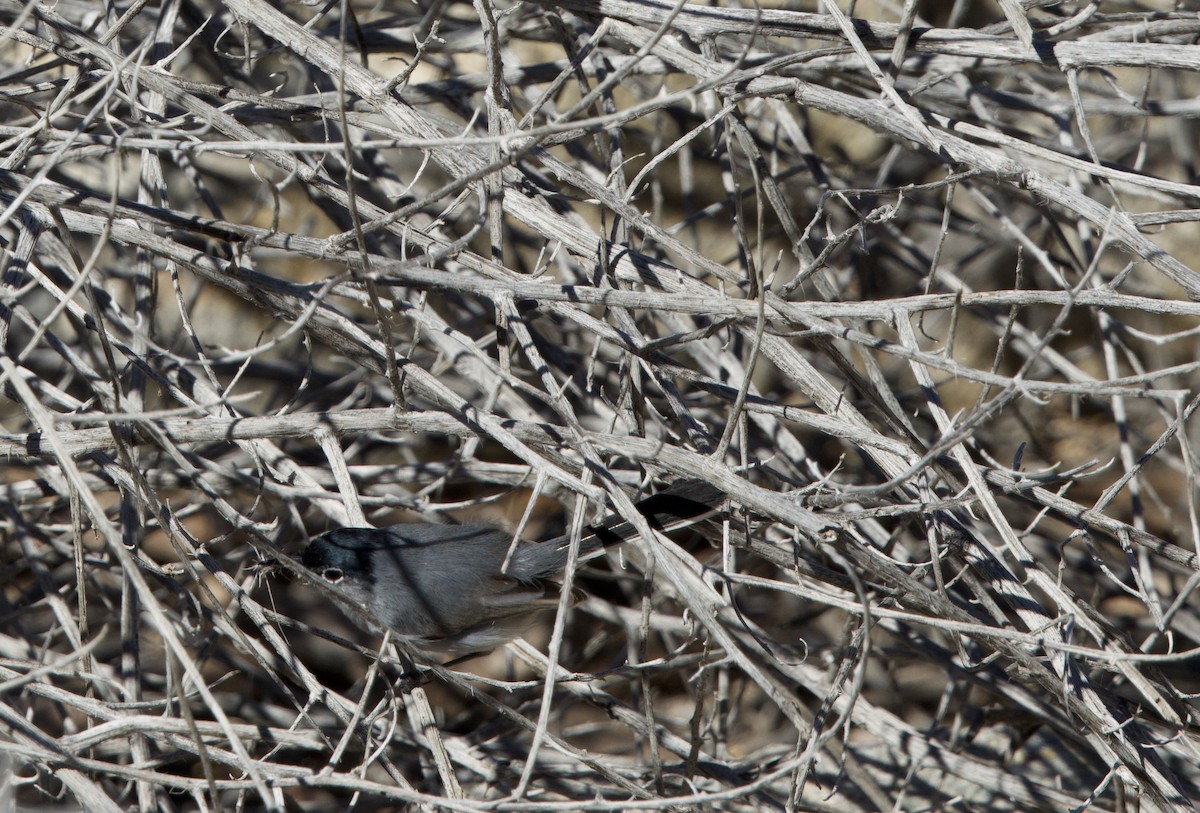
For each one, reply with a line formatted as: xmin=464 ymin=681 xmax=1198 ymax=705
xmin=322 ymin=567 xmax=344 ymax=583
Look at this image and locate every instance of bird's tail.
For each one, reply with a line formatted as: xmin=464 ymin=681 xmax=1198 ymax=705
xmin=516 ymin=479 xmax=726 ymax=578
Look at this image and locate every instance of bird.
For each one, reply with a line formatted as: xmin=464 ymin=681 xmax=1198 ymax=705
xmin=300 ymin=479 xmax=725 ymax=657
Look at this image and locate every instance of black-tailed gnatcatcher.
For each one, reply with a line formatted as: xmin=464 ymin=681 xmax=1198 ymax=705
xmin=301 ymin=480 xmax=724 ymax=656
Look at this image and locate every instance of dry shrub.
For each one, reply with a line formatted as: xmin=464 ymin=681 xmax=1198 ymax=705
xmin=2 ymin=1 xmax=1200 ymax=810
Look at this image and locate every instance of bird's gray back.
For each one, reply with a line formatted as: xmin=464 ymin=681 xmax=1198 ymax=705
xmin=331 ymin=523 xmax=550 ymax=639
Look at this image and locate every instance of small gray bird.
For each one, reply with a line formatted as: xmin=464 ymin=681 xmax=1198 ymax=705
xmin=300 ymin=480 xmax=724 ymax=656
